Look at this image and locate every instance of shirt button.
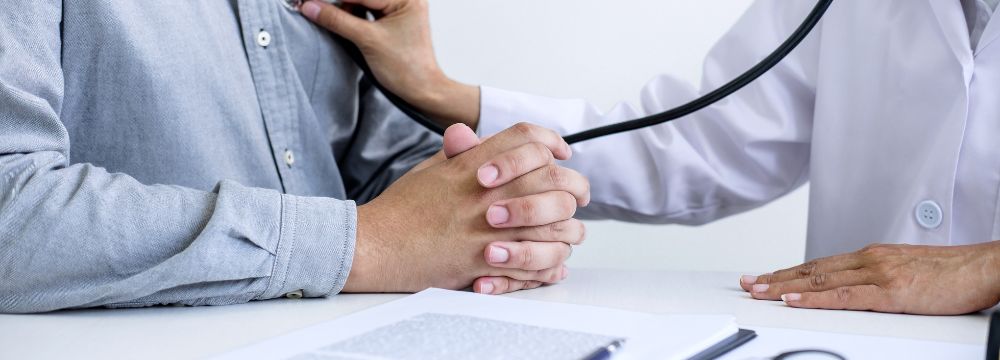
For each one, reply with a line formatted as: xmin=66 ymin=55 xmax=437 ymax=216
xmin=256 ymin=30 xmax=272 ymax=47
xmin=284 ymin=149 xmax=295 ymax=167
xmin=285 ymin=290 xmax=304 ymax=299
xmin=915 ymin=200 xmax=943 ymax=229
xmin=282 ymin=0 xmax=303 ymax=10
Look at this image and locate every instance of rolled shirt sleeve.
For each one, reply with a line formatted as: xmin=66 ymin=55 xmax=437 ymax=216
xmin=0 ymin=1 xmax=360 ymax=313
xmin=259 ymin=193 xmax=357 ymax=300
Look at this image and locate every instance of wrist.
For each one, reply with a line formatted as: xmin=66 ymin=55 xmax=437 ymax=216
xmin=342 ymin=202 xmax=391 ymax=293
xmin=414 ymin=74 xmax=481 ymax=130
xmin=982 ymin=240 xmax=1000 ymax=298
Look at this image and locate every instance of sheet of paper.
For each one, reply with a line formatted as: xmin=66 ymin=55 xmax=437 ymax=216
xmin=721 ymin=326 xmax=983 ymax=360
xmin=214 ymin=288 xmax=739 ymax=360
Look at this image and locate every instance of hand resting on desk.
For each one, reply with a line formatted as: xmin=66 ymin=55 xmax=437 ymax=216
xmin=741 ymin=241 xmax=1000 ymax=315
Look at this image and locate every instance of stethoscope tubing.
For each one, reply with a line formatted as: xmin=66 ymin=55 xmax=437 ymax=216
xmin=338 ymin=0 xmax=834 ymax=145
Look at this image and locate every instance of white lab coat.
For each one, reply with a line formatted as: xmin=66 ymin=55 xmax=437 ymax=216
xmin=477 ymin=0 xmax=1000 ymax=259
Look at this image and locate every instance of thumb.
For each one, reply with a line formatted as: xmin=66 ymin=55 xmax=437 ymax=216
xmin=410 ymin=124 xmax=479 ymax=171
xmin=300 ymin=1 xmax=377 ymax=44
xmin=443 ymin=124 xmax=481 ymax=158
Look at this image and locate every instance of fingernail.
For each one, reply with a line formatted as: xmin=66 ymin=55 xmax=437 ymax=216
xmin=488 ymin=245 xmax=510 ymax=264
xmin=562 ymin=267 xmax=569 ymax=279
xmin=486 ymin=205 xmax=509 ymax=225
xmin=740 ymin=275 xmax=758 ymax=285
xmin=478 ymin=165 xmax=499 ymax=186
xmin=300 ymin=1 xmax=321 ymax=19
xmin=752 ymin=284 xmax=769 ymax=293
xmin=479 ymin=282 xmax=494 ymax=295
xmin=781 ymin=293 xmax=801 ymax=302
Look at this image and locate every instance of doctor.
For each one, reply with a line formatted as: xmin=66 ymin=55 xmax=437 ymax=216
xmin=300 ymin=0 xmax=1000 ymax=315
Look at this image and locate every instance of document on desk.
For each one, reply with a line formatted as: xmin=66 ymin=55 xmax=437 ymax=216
xmin=214 ymin=288 xmax=744 ymax=360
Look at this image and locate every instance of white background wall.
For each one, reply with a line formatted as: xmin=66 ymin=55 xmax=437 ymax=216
xmin=429 ymin=0 xmax=809 ymax=274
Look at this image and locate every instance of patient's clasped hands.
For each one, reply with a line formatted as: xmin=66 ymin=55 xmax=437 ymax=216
xmin=343 ymin=123 xmax=589 ymax=295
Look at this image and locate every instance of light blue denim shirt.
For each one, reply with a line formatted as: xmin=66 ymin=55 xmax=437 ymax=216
xmin=0 ymin=1 xmax=440 ymax=313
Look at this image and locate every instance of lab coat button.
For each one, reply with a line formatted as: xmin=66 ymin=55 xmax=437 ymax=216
xmin=256 ymin=30 xmax=272 ymax=47
xmin=282 ymin=0 xmax=303 ymax=10
xmin=915 ymin=200 xmax=943 ymax=229
xmin=284 ymin=150 xmax=295 ymax=167
xmin=285 ymin=290 xmax=304 ymax=299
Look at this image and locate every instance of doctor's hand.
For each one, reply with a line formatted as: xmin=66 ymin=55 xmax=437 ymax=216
xmin=300 ymin=0 xmax=482 ymax=128
xmin=740 ymin=241 xmax=1000 ymax=315
xmin=343 ymin=123 xmax=588 ymax=294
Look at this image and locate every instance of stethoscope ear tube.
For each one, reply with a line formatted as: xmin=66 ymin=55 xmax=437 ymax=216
xmin=339 ymin=0 xmax=834 ymax=145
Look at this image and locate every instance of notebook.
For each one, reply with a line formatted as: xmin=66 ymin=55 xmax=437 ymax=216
xmin=215 ymin=288 xmax=754 ymax=360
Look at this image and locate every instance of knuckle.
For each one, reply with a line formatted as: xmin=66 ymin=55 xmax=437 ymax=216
xmin=809 ymin=274 xmax=828 ymax=290
xmin=835 ymin=287 xmax=853 ymax=304
xmin=530 ymin=142 xmax=553 ymax=162
xmin=757 ymin=273 xmax=772 ymax=284
xmin=537 ymin=126 xmax=559 ymax=141
xmin=548 ymin=220 xmax=569 ymax=239
xmin=797 ymin=261 xmax=818 ymax=277
xmin=519 ymin=244 xmax=535 ymax=268
xmin=546 ymin=165 xmax=568 ymax=188
xmin=512 ymin=122 xmax=537 ymax=138
xmin=504 ymin=152 xmax=529 ymax=177
xmin=517 ymin=199 xmax=537 ymax=223
xmin=559 ymin=193 xmax=577 ymax=216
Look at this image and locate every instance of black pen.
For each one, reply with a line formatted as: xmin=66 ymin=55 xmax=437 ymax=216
xmin=582 ymin=339 xmax=626 ymax=360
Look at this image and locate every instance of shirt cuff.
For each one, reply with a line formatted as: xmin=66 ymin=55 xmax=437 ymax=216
xmin=256 ymin=194 xmax=357 ymax=300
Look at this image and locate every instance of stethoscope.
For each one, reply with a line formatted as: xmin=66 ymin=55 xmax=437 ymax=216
xmin=332 ymin=0 xmax=834 ymax=145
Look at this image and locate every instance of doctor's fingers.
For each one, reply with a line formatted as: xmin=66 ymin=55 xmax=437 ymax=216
xmin=491 ymin=164 xmax=590 ymax=206
xmin=337 ymin=0 xmax=398 ymax=10
xmin=486 ymin=191 xmax=578 ymax=228
xmin=781 ymin=285 xmax=894 ymax=312
xmin=749 ymin=269 xmax=872 ymax=301
xmin=742 ymin=253 xmax=865 ymax=292
xmin=485 ymin=240 xmax=574 ymax=271
xmin=301 ymin=1 xmax=382 ymax=44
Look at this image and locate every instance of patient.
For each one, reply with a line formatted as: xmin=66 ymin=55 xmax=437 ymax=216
xmin=0 ymin=2 xmax=587 ymax=313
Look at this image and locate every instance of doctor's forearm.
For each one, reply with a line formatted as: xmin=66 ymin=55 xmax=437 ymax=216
xmin=416 ymin=77 xmax=482 ymax=130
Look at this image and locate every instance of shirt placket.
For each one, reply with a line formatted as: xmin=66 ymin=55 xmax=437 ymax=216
xmin=237 ymin=0 xmax=301 ymax=193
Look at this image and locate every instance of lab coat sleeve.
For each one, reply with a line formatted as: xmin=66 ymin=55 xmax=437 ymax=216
xmin=0 ymin=2 xmax=355 ymax=313
xmin=478 ymin=0 xmax=819 ymax=225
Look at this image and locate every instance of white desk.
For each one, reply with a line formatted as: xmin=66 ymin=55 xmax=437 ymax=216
xmin=0 ymin=269 xmax=989 ymax=359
